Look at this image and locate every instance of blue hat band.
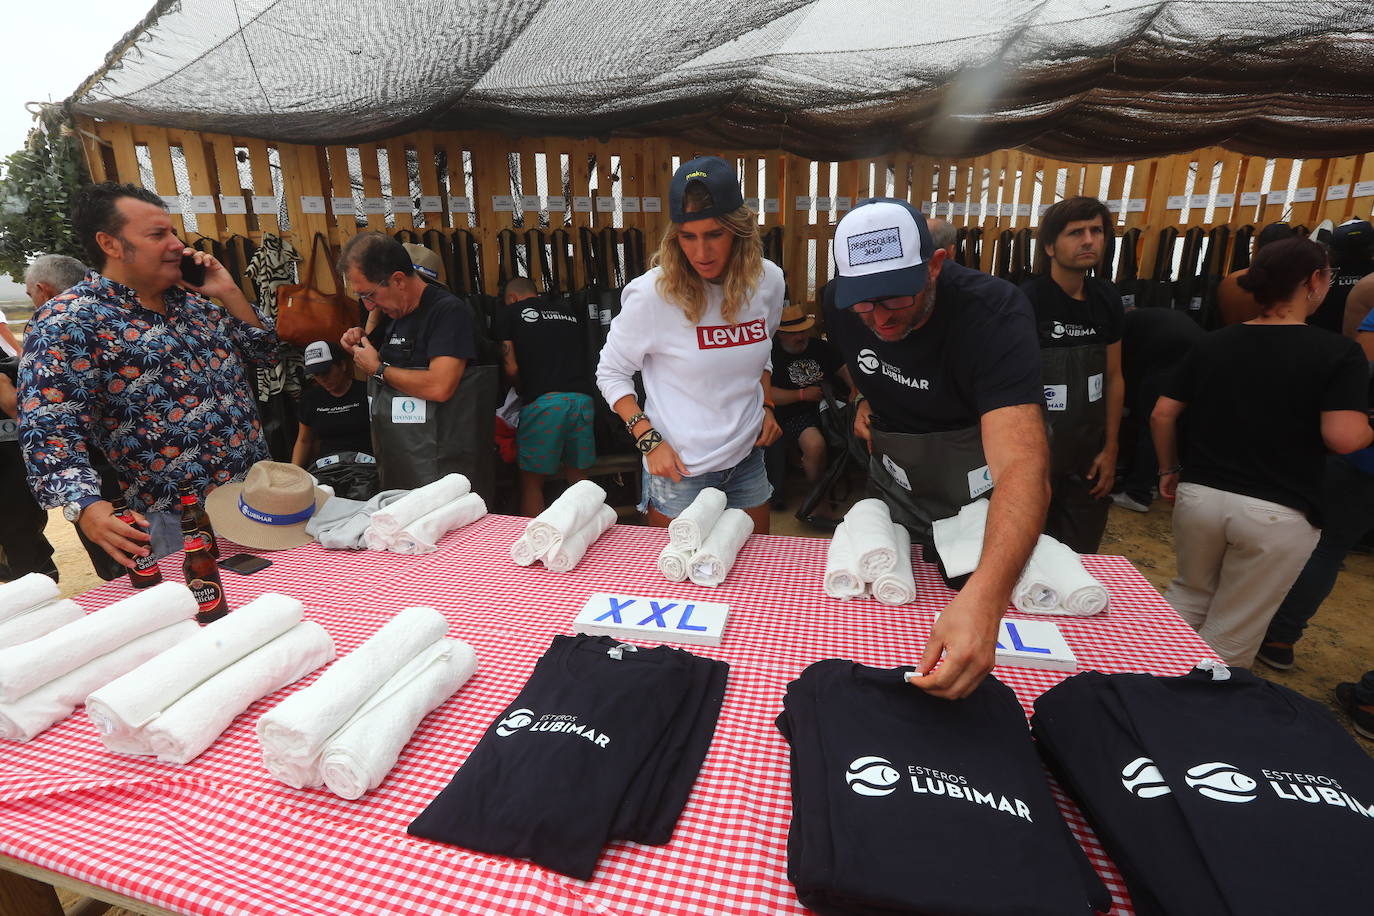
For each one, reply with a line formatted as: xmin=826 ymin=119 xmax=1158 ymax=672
xmin=239 ymin=495 xmax=317 ymax=526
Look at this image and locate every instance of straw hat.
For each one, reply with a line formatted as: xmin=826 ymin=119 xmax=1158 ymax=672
xmin=778 ymin=303 xmax=815 ymax=332
xmin=204 ymin=461 xmax=331 ymax=550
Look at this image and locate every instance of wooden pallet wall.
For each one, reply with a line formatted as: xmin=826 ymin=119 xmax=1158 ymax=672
xmin=73 ymin=118 xmax=1374 ymax=306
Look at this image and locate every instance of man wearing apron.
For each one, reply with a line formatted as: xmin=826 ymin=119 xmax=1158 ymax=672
xmin=824 ymin=199 xmax=1049 ymax=700
xmin=339 ymin=234 xmax=491 ymax=498
xmin=1020 ymin=197 xmax=1125 ymax=554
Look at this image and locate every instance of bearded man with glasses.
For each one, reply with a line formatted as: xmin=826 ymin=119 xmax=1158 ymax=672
xmin=823 ymin=198 xmax=1049 ymax=700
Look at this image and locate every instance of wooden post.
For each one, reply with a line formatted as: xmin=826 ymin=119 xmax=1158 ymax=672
xmin=132 ymin=125 xmax=186 ymax=237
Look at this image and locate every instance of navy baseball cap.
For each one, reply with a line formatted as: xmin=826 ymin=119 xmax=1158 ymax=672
xmin=669 ymin=156 xmax=745 ymax=223
xmin=1333 ymin=219 xmax=1373 ymax=250
xmin=831 ymin=198 xmax=935 ymax=309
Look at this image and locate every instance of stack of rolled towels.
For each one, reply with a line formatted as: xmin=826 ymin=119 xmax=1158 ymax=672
xmin=257 ymin=606 xmax=477 ymax=799
xmin=85 ymin=592 xmax=335 ymax=764
xmin=823 ymin=498 xmax=916 ymax=605
xmin=510 ymin=480 xmax=616 ymax=573
xmin=657 ymin=488 xmax=755 ymax=587
xmin=930 ymin=500 xmax=1109 ymax=615
xmin=364 ymin=473 xmax=488 ymax=555
xmin=0 ymin=573 xmax=84 ymax=650
xmin=1011 ymin=534 xmax=1110 ymax=616
xmin=0 ymin=581 xmax=202 ymax=743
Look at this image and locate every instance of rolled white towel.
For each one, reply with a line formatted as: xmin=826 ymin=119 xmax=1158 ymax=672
xmin=525 ymin=479 xmax=607 ymax=557
xmin=257 ymin=606 xmax=448 ymax=773
xmin=543 ymin=505 xmax=616 ymax=573
xmin=0 ymin=599 xmax=85 ymax=650
xmin=658 ymin=542 xmax=694 ymax=583
xmin=873 ymin=524 xmax=917 ymax=606
xmin=369 ymin=474 xmax=471 ymax=538
xmin=844 ymin=499 xmax=899 ymax=581
xmin=931 ymin=498 xmax=989 ymax=579
xmin=510 ymin=533 xmax=538 ymax=567
xmin=390 ymin=493 xmax=488 ymax=555
xmin=363 ymin=527 xmax=392 ymax=552
xmin=143 ymin=621 xmax=335 ymax=765
xmin=1013 ymin=535 xmax=1109 ymax=616
xmin=688 ymin=508 xmax=754 ymax=588
xmin=668 ymin=487 xmax=726 ymax=552
xmin=0 ymin=573 xmax=60 ymax=625
xmin=0 ymin=621 xmax=198 ymax=743
xmin=86 ymin=592 xmax=304 ymax=738
xmin=823 ymin=523 xmax=867 ymax=600
xmin=262 ymin=750 xmax=321 ymax=790
xmin=0 ymin=581 xmax=198 ymax=704
xmin=319 ymin=639 xmax=477 ymax=799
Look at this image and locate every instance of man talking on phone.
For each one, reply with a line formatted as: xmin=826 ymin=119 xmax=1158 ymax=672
xmin=18 ymin=182 xmax=276 ymax=570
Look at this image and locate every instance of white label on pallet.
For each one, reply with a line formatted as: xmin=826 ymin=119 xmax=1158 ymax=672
xmin=1126 ymin=198 xmax=1147 ymax=212
xmin=332 ymin=196 xmax=354 ymax=214
xmin=1166 ymin=195 xmax=1187 ymax=210
xmin=744 ymin=196 xmax=760 ymax=210
xmin=1354 ymin=180 xmax=1374 ymax=198
xmin=1293 ymin=186 xmax=1318 ymax=202
xmin=492 ymin=195 xmax=515 ymax=212
xmin=642 ymin=196 xmax=663 ymax=212
xmin=1240 ymin=191 xmax=1263 ymax=206
xmin=251 ymin=196 xmax=277 ymax=214
xmin=160 ymin=195 xmax=183 ymax=214
xmin=816 ymin=197 xmax=833 ymax=210
xmin=575 ymin=593 xmax=729 ymax=647
xmin=763 ymin=198 xmax=780 ymax=213
xmin=1016 ymin=203 xmax=1031 ymax=217
xmin=547 ymin=195 xmax=568 ymax=210
xmin=448 ymin=196 xmax=472 ymax=213
xmin=299 ymin=196 xmax=326 ymax=214
xmin=1214 ymin=193 xmax=1236 ymax=208
xmin=573 ymin=196 xmax=593 ymax=212
xmin=520 ymin=194 xmax=541 ymax=210
xmin=622 ymin=197 xmax=641 ymax=212
xmin=1327 ymin=184 xmax=1350 ymax=201
xmin=998 ymin=203 xmax=1013 ymax=217
xmin=835 ymin=196 xmax=853 ymax=210
xmin=1267 ymin=190 xmax=1289 ymax=204
xmin=419 ymin=195 xmax=442 ymax=212
xmin=391 ymin=195 xmax=414 ymax=211
xmin=219 ymin=196 xmax=247 ymax=214
xmin=1188 ymin=194 xmax=1210 ymax=208
xmin=361 ymin=197 xmax=387 ymax=214
xmin=190 ymin=195 xmax=218 ymax=214
xmin=952 ymin=202 xmax=967 ymax=215
xmin=795 ymin=196 xmax=814 ymax=210
xmin=1107 ymin=200 xmax=1123 ymax=213
xmin=595 ymin=196 xmax=616 ymax=212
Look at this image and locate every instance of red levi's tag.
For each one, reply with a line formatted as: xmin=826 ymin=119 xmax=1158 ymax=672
xmin=696 ymin=318 xmax=768 ymax=349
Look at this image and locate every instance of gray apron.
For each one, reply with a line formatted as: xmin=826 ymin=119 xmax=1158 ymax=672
xmin=1040 ymin=343 xmax=1107 ymax=478
xmin=369 ymin=363 xmax=497 ymax=501
xmin=868 ymin=422 xmax=991 ymax=543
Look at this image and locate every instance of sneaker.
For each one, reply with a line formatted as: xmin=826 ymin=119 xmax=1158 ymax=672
xmin=1255 ymin=641 xmax=1295 ymax=671
xmin=1334 ymin=683 xmax=1374 ymax=740
xmin=1111 ymin=492 xmax=1150 ymax=513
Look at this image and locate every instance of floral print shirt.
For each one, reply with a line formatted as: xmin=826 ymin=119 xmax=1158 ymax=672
xmin=19 ymin=271 xmax=275 ymax=512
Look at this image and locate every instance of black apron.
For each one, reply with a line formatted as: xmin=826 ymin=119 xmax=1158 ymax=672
xmin=369 ymin=364 xmax=497 ymax=500
xmin=1040 ymin=342 xmax=1108 ymax=478
xmin=867 ymin=422 xmax=991 ymax=543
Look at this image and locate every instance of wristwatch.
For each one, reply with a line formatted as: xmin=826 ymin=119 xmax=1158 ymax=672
xmin=63 ymin=496 xmax=99 ymax=522
xmin=373 ymin=362 xmax=389 ymax=384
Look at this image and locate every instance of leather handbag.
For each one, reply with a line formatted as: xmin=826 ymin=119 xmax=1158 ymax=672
xmin=274 ymin=233 xmax=359 ymax=346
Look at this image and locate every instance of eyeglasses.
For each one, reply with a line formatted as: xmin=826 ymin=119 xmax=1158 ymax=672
xmin=850 ymin=294 xmax=919 ymax=314
xmin=356 ymin=278 xmax=390 ymax=305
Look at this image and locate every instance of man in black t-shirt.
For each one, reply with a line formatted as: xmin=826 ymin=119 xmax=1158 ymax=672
xmin=765 ymin=304 xmax=851 ymax=521
xmin=1020 ymin=196 xmax=1125 ymax=554
xmin=495 ymin=277 xmax=596 ymax=516
xmin=825 ymin=198 xmax=1048 ymax=700
xmin=339 ymin=234 xmax=486 ymax=492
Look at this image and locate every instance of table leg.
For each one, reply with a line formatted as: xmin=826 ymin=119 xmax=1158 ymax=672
xmin=0 ymin=867 xmax=64 ymax=916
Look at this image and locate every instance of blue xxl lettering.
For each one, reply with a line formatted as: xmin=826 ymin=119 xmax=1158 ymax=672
xmin=594 ymin=596 xmax=637 ymax=623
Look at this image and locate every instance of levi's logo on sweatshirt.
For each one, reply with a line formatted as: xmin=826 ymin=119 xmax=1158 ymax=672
xmin=697 ymin=318 xmax=768 ymax=349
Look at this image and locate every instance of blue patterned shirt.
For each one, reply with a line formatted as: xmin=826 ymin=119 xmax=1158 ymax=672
xmin=19 ymin=271 xmax=276 ymax=512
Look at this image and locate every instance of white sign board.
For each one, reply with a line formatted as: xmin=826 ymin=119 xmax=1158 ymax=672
xmin=574 ymin=592 xmax=729 ymax=647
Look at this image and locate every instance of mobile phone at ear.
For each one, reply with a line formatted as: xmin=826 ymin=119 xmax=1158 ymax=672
xmin=219 ymin=553 xmax=271 ymax=575
xmin=180 ymin=253 xmax=206 ymax=286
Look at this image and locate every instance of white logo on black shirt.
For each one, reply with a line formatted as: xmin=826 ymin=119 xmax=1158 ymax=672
xmin=496 ymin=707 xmax=535 ymax=736
xmin=1123 ymin=757 xmax=1374 ymax=818
xmin=1185 ymin=762 xmax=1258 ymax=803
xmin=1120 ymin=757 xmax=1172 ymax=798
xmin=521 ymin=308 xmax=539 ymax=323
xmin=857 ymin=349 xmax=881 ymax=374
xmin=846 ymin=756 xmax=900 ymax=796
xmin=856 ymin=348 xmax=930 ymax=389
xmin=1050 ymin=321 xmax=1094 ymax=340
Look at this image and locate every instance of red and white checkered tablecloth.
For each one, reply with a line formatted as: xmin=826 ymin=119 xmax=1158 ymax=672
xmin=0 ymin=515 xmax=1214 ymax=915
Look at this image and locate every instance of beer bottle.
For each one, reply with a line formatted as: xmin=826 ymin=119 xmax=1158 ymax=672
xmin=178 ymin=481 xmax=219 ymax=559
xmin=111 ymin=497 xmax=163 ymax=589
xmin=182 ymin=516 xmax=228 ymax=623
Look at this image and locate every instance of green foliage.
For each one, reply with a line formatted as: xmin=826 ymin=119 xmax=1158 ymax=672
xmin=0 ymin=107 xmax=90 ymax=283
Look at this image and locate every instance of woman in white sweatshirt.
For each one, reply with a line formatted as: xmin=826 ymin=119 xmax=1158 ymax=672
xmin=597 ymin=156 xmax=785 ymax=532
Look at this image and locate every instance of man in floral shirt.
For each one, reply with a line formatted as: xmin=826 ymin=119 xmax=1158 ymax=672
xmin=18 ymin=182 xmax=276 ymax=568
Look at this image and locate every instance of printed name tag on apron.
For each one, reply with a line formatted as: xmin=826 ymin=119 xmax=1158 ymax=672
xmin=881 ymin=454 xmax=912 ymax=491
xmin=0 ymin=417 xmax=16 ymax=443
xmin=967 ymin=464 xmax=993 ymax=499
xmin=1087 ymin=373 xmax=1104 ymax=402
xmin=392 ymin=396 xmax=428 ymax=424
xmin=1043 ymin=384 xmax=1068 ymax=411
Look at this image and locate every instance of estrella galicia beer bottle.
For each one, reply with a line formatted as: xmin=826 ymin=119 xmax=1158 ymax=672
xmin=182 ymin=517 xmax=228 ymax=623
xmin=111 ymin=497 xmax=162 ymax=588
xmin=179 ymin=481 xmax=219 ymax=559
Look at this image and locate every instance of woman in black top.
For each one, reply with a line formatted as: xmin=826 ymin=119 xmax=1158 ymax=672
xmin=1151 ymin=237 xmax=1371 ymax=667
xmin=292 ymin=341 xmax=372 ymax=467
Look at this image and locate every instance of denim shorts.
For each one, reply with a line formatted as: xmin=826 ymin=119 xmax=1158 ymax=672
xmin=640 ymin=447 xmax=773 ymax=518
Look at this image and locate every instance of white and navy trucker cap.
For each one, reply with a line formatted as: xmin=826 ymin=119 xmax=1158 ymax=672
xmin=303 ymin=339 xmax=345 ymax=376
xmin=831 ymin=198 xmax=935 ymax=309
